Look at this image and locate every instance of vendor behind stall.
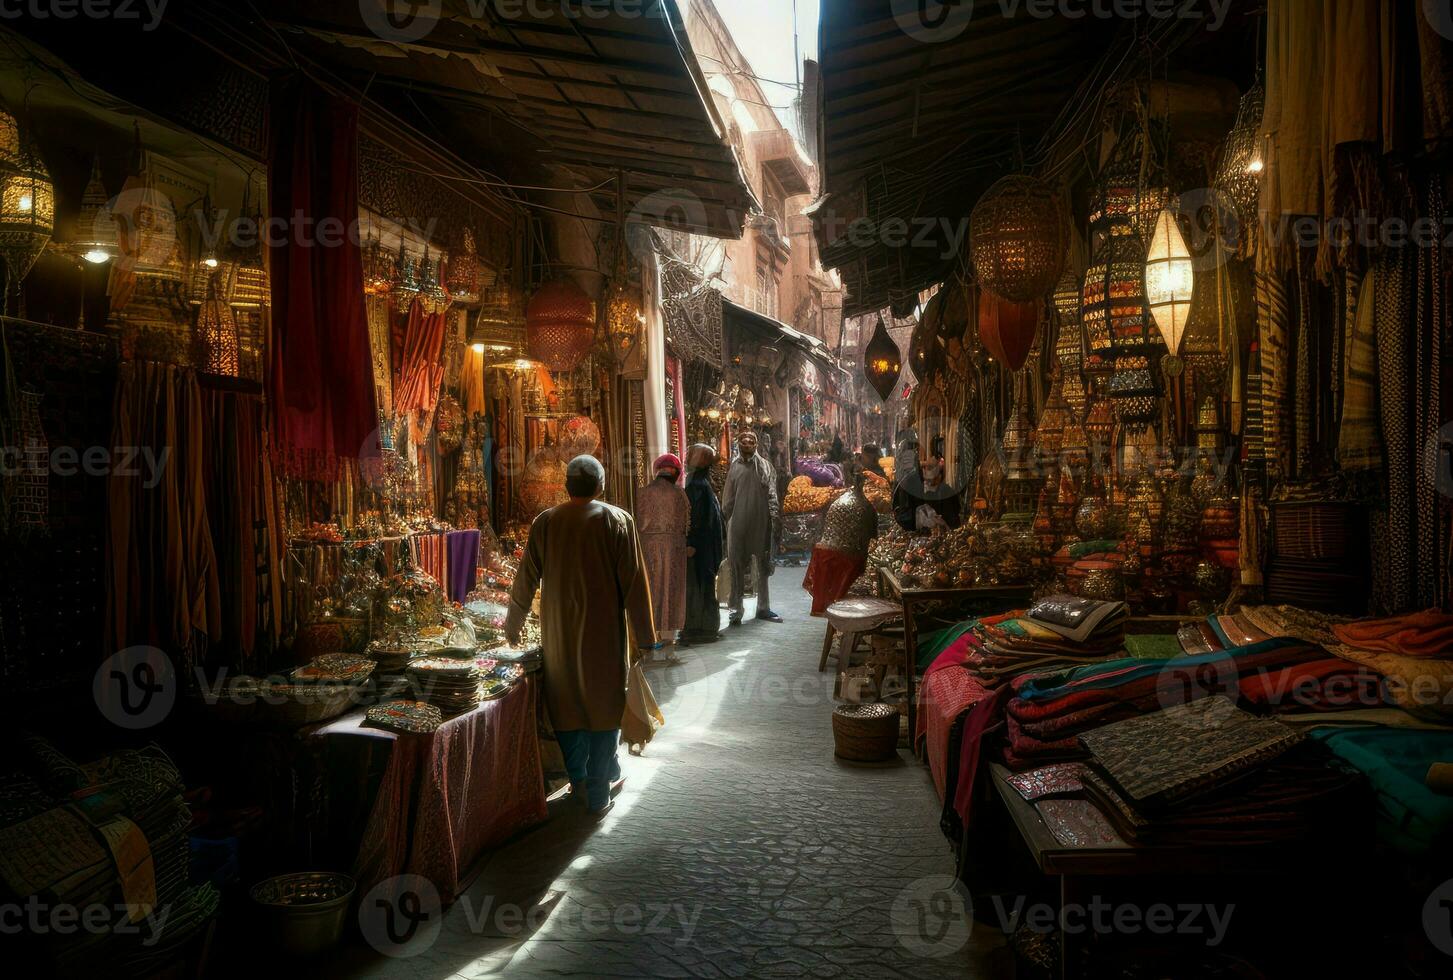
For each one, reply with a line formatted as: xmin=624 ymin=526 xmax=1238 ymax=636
xmin=893 ymin=456 xmax=962 ymax=532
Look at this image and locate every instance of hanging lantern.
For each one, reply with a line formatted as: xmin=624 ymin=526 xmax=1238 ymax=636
xmin=362 ymin=234 xmax=393 ymax=296
xmin=909 ymin=308 xmax=945 ymax=380
xmin=444 ymin=227 xmax=480 ymax=304
xmin=526 ymin=277 xmax=595 ymax=373
xmin=1144 ymin=207 xmax=1194 ymax=367
xmin=1213 ymin=84 xmax=1265 ymax=249
xmin=0 ymin=104 xmax=54 ymax=296
xmin=231 ymin=250 xmax=269 ymax=308
xmin=67 ymin=157 xmax=118 ymax=265
xmin=195 ymin=277 xmax=240 ymax=376
xmin=393 ymin=244 xmax=419 ymax=312
xmin=115 ymin=168 xmax=182 ymax=282
xmin=606 ymin=274 xmax=644 ymax=366
xmin=417 ymin=246 xmax=449 ymax=314
xmin=228 ymin=185 xmax=268 ymax=308
xmin=187 ymin=202 xmax=235 ymax=306
xmin=977 ymin=293 xmax=1038 ymax=372
xmin=969 ymin=175 xmax=1068 ymax=302
xmin=1034 ymin=367 xmax=1072 ymax=458
xmin=863 ymin=314 xmax=901 ymax=401
xmin=1107 ymin=354 xmax=1158 ymax=431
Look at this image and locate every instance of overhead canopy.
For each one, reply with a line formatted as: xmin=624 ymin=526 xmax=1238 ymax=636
xmin=814 ymin=2 xmax=1214 ymax=316
xmin=256 ymin=0 xmax=757 ymax=237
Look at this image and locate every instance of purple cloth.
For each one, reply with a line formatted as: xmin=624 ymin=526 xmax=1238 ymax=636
xmin=446 ymin=529 xmax=481 ymax=603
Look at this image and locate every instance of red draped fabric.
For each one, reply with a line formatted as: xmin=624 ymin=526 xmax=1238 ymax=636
xmin=393 ymin=300 xmax=448 ymax=438
xmin=268 ymin=78 xmax=376 ymax=479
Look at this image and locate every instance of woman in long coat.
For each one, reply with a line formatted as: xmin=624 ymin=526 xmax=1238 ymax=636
xmin=635 ymin=453 xmax=690 ymax=645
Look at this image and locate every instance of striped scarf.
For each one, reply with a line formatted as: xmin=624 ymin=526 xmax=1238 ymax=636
xmin=1337 ymin=268 xmax=1382 ymax=471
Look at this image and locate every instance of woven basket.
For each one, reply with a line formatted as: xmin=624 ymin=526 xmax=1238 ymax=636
xmin=1270 ymin=501 xmax=1359 ymax=561
xmin=832 ymin=703 xmax=900 ymax=762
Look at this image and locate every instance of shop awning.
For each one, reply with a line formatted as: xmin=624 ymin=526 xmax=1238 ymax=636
xmin=813 ymin=3 xmax=1208 ymax=316
xmin=249 ymin=0 xmax=758 ymax=238
xmin=722 ymin=297 xmax=847 ymax=391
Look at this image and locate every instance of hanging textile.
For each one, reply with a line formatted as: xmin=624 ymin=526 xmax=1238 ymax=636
xmin=1253 ymin=263 xmax=1292 ymax=479
xmin=460 ymin=347 xmax=487 ymax=418
xmin=1260 ymin=0 xmax=1324 ymax=229
xmin=1338 ymin=269 xmax=1383 ymax=471
xmin=393 ymin=300 xmax=448 ymax=443
xmin=1294 ymin=254 xmax=1314 ymax=476
xmin=366 ymin=295 xmax=394 ymax=420
xmin=1372 ymin=246 xmax=1415 ymax=613
xmin=107 ymin=362 xmax=220 ymax=661
xmin=268 ymin=77 xmax=376 ymax=479
xmin=1412 ymin=181 xmax=1445 ymax=610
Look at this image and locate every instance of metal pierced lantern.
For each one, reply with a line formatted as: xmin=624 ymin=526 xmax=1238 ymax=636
xmin=417 ymin=247 xmax=449 ymax=315
xmin=606 ymin=275 xmax=644 ymax=365
xmin=231 ymin=251 xmax=269 ymax=308
xmin=393 ymin=245 xmax=419 ymax=312
xmin=69 ymin=157 xmax=118 ymax=265
xmin=444 ymin=227 xmax=480 ymax=304
xmin=863 ymin=314 xmax=901 ymax=401
xmin=1107 ymin=354 xmax=1158 ymax=431
xmin=0 ymin=104 xmax=54 ymax=294
xmin=978 ymin=293 xmax=1039 ymax=372
xmin=1213 ymin=84 xmax=1265 ymax=242
xmin=970 ymin=175 xmax=1068 ymax=302
xmin=526 ymin=278 xmax=595 ymax=373
xmin=362 ymin=234 xmax=393 ymax=296
xmin=195 ymin=278 xmax=240 ymax=376
xmin=909 ymin=310 xmax=945 ymax=381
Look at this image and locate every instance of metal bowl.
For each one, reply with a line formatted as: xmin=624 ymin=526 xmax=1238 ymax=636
xmin=249 ymin=872 xmax=355 ymax=956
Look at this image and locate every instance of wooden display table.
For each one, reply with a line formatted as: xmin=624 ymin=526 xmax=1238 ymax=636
xmin=877 ymin=568 xmax=1033 ymax=751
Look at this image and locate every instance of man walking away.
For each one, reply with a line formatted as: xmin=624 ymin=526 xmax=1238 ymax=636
xmin=722 ymin=430 xmax=782 ymax=625
xmin=506 ymin=455 xmax=656 ymax=816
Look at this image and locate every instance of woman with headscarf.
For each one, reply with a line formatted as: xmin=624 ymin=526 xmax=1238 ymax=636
xmin=635 ymin=452 xmax=691 ymax=650
xmin=681 ymin=444 xmax=725 ymax=644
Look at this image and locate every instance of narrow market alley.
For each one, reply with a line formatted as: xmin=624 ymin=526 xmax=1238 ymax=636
xmin=317 ymin=567 xmax=1006 ymax=979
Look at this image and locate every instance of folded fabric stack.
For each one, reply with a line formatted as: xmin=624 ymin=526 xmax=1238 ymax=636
xmin=1240 ymin=605 xmax=1453 ymax=724
xmin=1000 ymin=636 xmax=1379 ymax=768
xmin=4 ymin=739 xmax=221 ymax=978
xmin=1075 ymin=699 xmax=1367 ymax=845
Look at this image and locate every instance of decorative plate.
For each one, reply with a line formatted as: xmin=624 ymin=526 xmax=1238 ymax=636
xmin=364 ymin=700 xmax=443 ymax=735
xmin=291 ymin=655 xmax=376 ymax=684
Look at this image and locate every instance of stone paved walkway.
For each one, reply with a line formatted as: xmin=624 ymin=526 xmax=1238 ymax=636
xmin=324 ymin=566 xmax=1009 ymax=979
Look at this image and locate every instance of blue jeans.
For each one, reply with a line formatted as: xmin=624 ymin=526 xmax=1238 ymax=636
xmin=555 ymin=729 xmax=621 ymax=811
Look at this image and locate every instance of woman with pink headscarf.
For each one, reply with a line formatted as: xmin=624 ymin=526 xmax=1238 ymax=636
xmin=635 ymin=452 xmax=691 ymax=652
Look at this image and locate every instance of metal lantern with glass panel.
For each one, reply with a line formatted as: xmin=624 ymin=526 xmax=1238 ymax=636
xmin=67 ymin=158 xmax=119 ymax=265
xmin=229 ymin=183 xmax=269 ymax=308
xmin=0 ymin=104 xmax=54 ymax=302
xmin=1144 ymin=205 xmax=1195 ymax=377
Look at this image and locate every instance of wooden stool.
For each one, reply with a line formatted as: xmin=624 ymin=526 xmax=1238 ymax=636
xmin=818 ymin=597 xmax=903 ymax=678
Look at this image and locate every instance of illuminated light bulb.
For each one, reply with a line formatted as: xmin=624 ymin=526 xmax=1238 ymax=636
xmin=203 ymin=255 xmax=219 ymax=269
xmin=83 ymin=248 xmax=110 ymax=264
xmin=1245 ymin=158 xmax=1264 ymax=175
xmin=17 ymin=194 xmax=31 ymax=212
xmin=471 ymin=342 xmax=486 ymax=353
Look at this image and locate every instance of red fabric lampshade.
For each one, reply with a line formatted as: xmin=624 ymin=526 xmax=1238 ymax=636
xmin=978 ymin=294 xmax=1039 ymax=372
xmin=526 ymin=278 xmax=595 ymax=373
